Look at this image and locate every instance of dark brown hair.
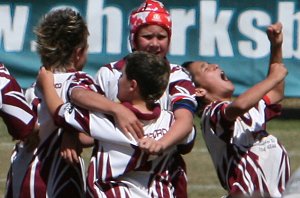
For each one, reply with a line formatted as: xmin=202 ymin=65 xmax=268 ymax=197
xmin=125 ymin=51 xmax=170 ymax=105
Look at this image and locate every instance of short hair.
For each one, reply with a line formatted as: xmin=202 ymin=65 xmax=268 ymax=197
xmin=35 ymin=8 xmax=89 ymax=71
xmin=124 ymin=51 xmax=170 ymax=103
xmin=181 ymin=61 xmax=194 ymax=70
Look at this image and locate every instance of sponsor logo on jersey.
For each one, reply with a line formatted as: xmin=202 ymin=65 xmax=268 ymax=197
xmin=146 ymin=128 xmax=167 ymax=139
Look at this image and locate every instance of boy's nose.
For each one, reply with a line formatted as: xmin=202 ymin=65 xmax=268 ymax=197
xmin=212 ymin=64 xmax=219 ymax=70
xmin=150 ymin=38 xmax=159 ymax=47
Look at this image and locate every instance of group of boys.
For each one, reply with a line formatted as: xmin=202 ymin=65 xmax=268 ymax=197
xmin=0 ymin=0 xmax=296 ymax=197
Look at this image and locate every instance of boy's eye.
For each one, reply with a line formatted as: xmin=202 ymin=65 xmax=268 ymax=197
xmin=142 ymin=35 xmax=153 ymax=39
xmin=157 ymin=35 xmax=167 ymax=40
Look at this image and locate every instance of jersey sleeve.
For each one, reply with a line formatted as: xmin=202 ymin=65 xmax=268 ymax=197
xmin=0 ymin=64 xmax=36 ymax=140
xmin=67 ymin=72 xmax=103 ymax=97
xmin=54 ymin=103 xmax=136 ymax=146
xmin=94 ymin=65 xmax=111 ymax=92
xmin=262 ymin=96 xmax=282 ymax=121
xmin=94 ymin=62 xmax=122 ymax=101
xmin=169 ymin=65 xmax=197 ymax=113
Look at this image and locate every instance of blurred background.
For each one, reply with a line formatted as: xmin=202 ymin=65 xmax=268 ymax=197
xmin=1 ymin=0 xmax=300 ymax=96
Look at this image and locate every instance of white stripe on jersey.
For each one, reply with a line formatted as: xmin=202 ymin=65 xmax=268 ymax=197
xmin=30 ymin=158 xmax=39 ymax=198
xmin=7 ymin=90 xmax=33 ymax=106
xmin=0 ymin=78 xmax=9 ymax=106
xmin=0 ymin=76 xmax=9 ymax=90
xmin=2 ymin=104 xmax=34 ymax=124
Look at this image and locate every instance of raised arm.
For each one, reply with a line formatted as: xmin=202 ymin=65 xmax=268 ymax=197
xmin=225 ymin=23 xmax=287 ymax=121
xmin=225 ymin=63 xmax=287 ymax=121
xmin=37 ymin=67 xmax=143 ymax=141
xmin=266 ymin=22 xmax=285 ymax=104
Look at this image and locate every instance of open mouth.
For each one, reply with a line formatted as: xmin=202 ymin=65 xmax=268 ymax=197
xmin=221 ymin=71 xmax=228 ymax=81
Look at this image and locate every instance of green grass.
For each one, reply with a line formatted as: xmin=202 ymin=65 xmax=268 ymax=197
xmin=1 ymin=117 xmax=300 ymax=197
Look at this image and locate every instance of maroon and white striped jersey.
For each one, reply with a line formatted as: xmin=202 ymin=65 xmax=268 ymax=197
xmin=10 ymin=71 xmax=94 ymax=198
xmin=54 ymin=100 xmax=195 ymax=198
xmin=95 ymin=59 xmax=197 ymax=197
xmin=201 ymin=96 xmax=290 ymax=197
xmin=1 ymin=63 xmax=37 ymax=198
xmin=0 ymin=63 xmax=36 ymax=140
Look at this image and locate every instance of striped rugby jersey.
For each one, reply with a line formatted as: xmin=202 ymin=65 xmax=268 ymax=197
xmin=10 ymin=71 xmax=94 ymax=198
xmin=0 ymin=63 xmax=36 ymax=140
xmin=55 ymin=102 xmax=195 ymax=198
xmin=201 ymin=97 xmax=290 ymax=197
xmin=94 ymin=58 xmax=197 ymax=197
xmin=1 ymin=63 xmax=37 ymax=198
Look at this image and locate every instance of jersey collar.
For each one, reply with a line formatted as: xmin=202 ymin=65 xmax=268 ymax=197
xmin=122 ymin=102 xmax=161 ymax=120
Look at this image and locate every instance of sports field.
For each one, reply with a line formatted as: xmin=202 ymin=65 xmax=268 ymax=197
xmin=0 ymin=116 xmax=300 ymax=197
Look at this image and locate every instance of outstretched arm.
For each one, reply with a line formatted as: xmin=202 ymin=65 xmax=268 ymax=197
xmin=37 ymin=67 xmax=144 ymax=141
xmin=37 ymin=67 xmax=143 ymax=140
xmin=70 ymin=88 xmax=144 ymax=140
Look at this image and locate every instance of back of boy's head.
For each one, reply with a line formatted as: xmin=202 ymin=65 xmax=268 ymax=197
xmin=124 ymin=51 xmax=170 ymax=103
xmin=35 ymin=8 xmax=89 ymax=71
xmin=181 ymin=61 xmax=194 ymax=70
xmin=181 ymin=61 xmax=201 ymax=87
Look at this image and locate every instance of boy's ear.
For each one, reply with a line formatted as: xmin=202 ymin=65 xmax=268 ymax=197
xmin=75 ymin=47 xmax=84 ymax=61
xmin=73 ymin=48 xmax=83 ymax=65
xmin=195 ymin=87 xmax=207 ymax=97
xmin=130 ymin=79 xmax=138 ymax=91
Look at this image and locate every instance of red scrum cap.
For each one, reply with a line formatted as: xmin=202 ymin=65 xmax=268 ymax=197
xmin=129 ymin=0 xmax=172 ymax=50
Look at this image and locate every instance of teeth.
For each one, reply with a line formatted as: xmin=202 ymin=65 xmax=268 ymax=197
xmin=221 ymin=71 xmax=224 ymax=78
xmin=221 ymin=71 xmax=227 ymax=80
